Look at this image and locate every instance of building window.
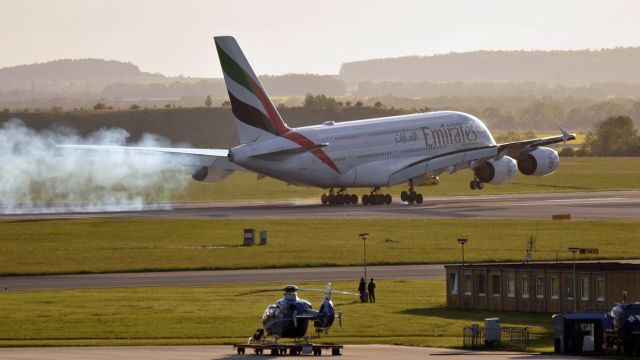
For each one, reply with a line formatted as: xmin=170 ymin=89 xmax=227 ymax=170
xmin=478 ymin=273 xmax=487 ymax=296
xmin=567 ymin=277 xmax=574 ymax=300
xmin=507 ymin=274 xmax=515 ymax=297
xmin=492 ymin=275 xmax=501 ymax=296
xmin=551 ymin=277 xmax=560 ymax=299
xmin=596 ymin=278 xmax=606 ymax=301
xmin=522 ymin=275 xmax=530 ymax=298
xmin=536 ymin=276 xmax=544 ymax=298
xmin=464 ymin=273 xmax=472 ymax=295
xmin=450 ymin=272 xmax=458 ymax=294
xmin=581 ymin=277 xmax=590 ymax=301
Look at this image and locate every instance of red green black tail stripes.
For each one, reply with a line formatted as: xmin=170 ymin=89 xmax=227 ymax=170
xmin=215 ymin=37 xmax=288 ymax=135
xmin=214 ymin=36 xmax=340 ymax=174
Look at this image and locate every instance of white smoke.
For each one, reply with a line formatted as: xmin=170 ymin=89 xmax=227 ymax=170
xmin=0 ymin=119 xmax=192 ymax=214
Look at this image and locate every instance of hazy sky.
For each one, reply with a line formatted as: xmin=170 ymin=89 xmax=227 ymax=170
xmin=2 ymin=0 xmax=640 ymax=77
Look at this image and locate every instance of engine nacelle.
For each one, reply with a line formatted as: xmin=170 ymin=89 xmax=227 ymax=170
xmin=191 ymin=166 xmax=234 ymax=183
xmin=517 ymin=147 xmax=559 ymax=176
xmin=474 ymin=156 xmax=517 ymax=185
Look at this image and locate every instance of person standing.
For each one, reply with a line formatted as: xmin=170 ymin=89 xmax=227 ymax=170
xmin=367 ymin=278 xmax=376 ymax=303
xmin=358 ymin=278 xmax=367 ymax=303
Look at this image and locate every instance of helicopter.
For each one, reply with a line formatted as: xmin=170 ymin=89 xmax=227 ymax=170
xmin=240 ymin=283 xmax=357 ymax=344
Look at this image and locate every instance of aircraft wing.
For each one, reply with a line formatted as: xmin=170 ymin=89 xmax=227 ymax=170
xmin=387 ymin=128 xmax=575 ymax=186
xmin=56 ymin=144 xmax=245 ymax=171
xmin=496 ymin=128 xmax=576 ymax=159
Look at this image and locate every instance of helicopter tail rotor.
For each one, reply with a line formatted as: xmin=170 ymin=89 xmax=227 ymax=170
xmin=337 ymin=312 xmax=343 ymax=327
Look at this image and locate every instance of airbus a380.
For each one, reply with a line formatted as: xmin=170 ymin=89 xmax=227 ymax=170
xmin=62 ymin=36 xmax=576 ymax=206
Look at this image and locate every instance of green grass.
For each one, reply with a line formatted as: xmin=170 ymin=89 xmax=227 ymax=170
xmin=2 ymin=218 xmax=639 ymax=275
xmin=0 ymin=279 xmax=554 ymax=351
xmin=171 ymin=157 xmax=640 ymax=202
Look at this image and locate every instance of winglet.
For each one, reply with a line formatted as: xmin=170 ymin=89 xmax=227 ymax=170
xmin=559 ymin=127 xmax=571 ymax=145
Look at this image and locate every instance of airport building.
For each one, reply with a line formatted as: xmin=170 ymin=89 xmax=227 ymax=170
xmin=445 ymin=262 xmax=640 ymax=313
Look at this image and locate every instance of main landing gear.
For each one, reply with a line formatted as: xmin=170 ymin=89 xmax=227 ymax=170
xmin=469 ymin=178 xmax=485 ymax=190
xmin=321 ymin=188 xmax=358 ymax=205
xmin=400 ymin=179 xmax=423 ymax=204
xmin=362 ymin=187 xmax=392 ymax=206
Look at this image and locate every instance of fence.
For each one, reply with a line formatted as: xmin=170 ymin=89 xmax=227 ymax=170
xmin=463 ymin=325 xmax=530 ymax=349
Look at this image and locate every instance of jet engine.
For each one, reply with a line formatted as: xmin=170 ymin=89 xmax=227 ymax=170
xmin=517 ymin=147 xmax=559 ymax=176
xmin=474 ymin=156 xmax=517 ymax=185
xmin=190 ymin=166 xmax=234 ymax=183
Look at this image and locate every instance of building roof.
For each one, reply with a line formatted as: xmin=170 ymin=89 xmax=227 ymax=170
xmin=444 ymin=261 xmax=640 ymax=272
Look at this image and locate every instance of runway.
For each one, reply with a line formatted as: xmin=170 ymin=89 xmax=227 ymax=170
xmin=0 ymin=264 xmax=444 ymax=291
xmin=2 ymin=191 xmax=640 ymax=220
xmin=0 ymin=345 xmax=592 ymax=360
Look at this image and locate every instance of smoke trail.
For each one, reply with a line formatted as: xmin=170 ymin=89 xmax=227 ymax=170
xmin=0 ymin=119 xmax=192 ymax=214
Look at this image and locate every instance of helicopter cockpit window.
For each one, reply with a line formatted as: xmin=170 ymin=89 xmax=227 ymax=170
xmin=262 ymin=306 xmax=282 ymax=321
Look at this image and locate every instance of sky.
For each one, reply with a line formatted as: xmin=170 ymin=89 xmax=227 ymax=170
xmin=2 ymin=0 xmax=640 ymax=78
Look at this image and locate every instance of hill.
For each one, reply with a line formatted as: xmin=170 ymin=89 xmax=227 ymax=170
xmin=339 ymin=47 xmax=640 ymax=85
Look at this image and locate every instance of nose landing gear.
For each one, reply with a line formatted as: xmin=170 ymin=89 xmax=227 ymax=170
xmin=321 ymin=188 xmax=358 ymax=205
xmin=401 ymin=179 xmax=423 ymax=204
xmin=362 ymin=187 xmax=392 ymax=206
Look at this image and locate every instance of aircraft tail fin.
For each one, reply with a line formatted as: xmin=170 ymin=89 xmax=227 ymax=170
xmin=214 ymin=36 xmax=289 ymax=144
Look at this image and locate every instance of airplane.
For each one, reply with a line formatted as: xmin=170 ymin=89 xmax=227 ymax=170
xmin=60 ymin=36 xmax=576 ymax=206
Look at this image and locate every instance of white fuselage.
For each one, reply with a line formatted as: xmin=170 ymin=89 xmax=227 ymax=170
xmin=230 ymin=111 xmax=496 ymax=188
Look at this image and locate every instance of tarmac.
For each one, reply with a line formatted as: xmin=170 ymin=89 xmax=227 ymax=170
xmin=0 ymin=264 xmax=444 ymax=291
xmin=0 ymin=345 xmax=596 ymax=360
xmin=1 ymin=191 xmax=640 ymax=220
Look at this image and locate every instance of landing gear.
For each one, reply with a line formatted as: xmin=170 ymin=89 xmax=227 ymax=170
xmin=321 ymin=188 xmax=359 ymax=205
xmin=469 ymin=179 xmax=484 ymax=190
xmin=402 ymin=179 xmax=424 ymax=204
xmin=362 ymin=187 xmax=392 ymax=205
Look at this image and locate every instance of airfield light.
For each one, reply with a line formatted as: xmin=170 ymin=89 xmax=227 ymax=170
xmin=568 ymin=247 xmax=580 ymax=312
xmin=458 ymin=238 xmax=468 ymax=307
xmin=359 ymin=233 xmax=369 ymax=280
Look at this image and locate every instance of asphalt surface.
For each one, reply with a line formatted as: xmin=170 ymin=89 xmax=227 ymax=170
xmin=0 ymin=345 xmax=594 ymax=360
xmin=2 ymin=191 xmax=639 ymax=220
xmin=0 ymin=264 xmax=444 ymax=291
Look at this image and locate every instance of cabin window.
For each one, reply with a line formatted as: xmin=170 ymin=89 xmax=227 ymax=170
xmin=566 ymin=277 xmax=574 ymax=300
xmin=522 ymin=275 xmax=530 ymax=298
xmin=536 ymin=276 xmax=544 ymax=298
xmin=596 ymin=278 xmax=606 ymax=301
xmin=450 ymin=272 xmax=458 ymax=294
xmin=478 ymin=273 xmax=486 ymax=296
xmin=492 ymin=275 xmax=501 ymax=296
xmin=551 ymin=277 xmax=560 ymax=299
xmin=581 ymin=277 xmax=590 ymax=301
xmin=507 ymin=274 xmax=515 ymax=297
xmin=464 ymin=273 xmax=472 ymax=295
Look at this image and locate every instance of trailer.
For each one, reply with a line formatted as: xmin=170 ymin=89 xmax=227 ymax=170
xmin=233 ymin=342 xmax=343 ymax=356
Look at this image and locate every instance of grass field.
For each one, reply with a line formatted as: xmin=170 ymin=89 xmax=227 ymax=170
xmin=0 ymin=279 xmax=554 ymax=351
xmin=2 ymin=218 xmax=639 ymax=275
xmin=171 ymin=157 xmax=640 ymax=202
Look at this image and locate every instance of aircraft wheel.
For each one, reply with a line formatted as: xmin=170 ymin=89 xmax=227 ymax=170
xmin=321 ymin=194 xmax=328 ymax=205
xmin=377 ymin=194 xmax=384 ymax=205
xmin=477 ymin=181 xmax=484 ymax=190
xmin=384 ymin=194 xmax=392 ymax=204
xmin=351 ymin=194 xmax=358 ymax=204
xmin=470 ymin=180 xmax=477 ymax=190
xmin=415 ymin=194 xmax=424 ymax=204
xmin=408 ymin=191 xmax=416 ymax=204
xmin=327 ymin=194 xmax=336 ymax=205
xmin=401 ymin=191 xmax=408 ymax=201
xmin=362 ymin=194 xmax=369 ymax=205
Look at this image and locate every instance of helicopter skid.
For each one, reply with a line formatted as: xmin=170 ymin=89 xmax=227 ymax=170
xmin=233 ymin=342 xmax=343 ymax=356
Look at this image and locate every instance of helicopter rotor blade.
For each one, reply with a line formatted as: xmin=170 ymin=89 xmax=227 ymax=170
xmin=233 ymin=288 xmax=283 ymax=296
xmin=297 ymin=288 xmax=360 ymax=296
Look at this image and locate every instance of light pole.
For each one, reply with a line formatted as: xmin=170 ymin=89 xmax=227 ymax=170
xmin=569 ymin=247 xmax=579 ymax=312
xmin=458 ymin=238 xmax=468 ymax=307
xmin=359 ymin=233 xmax=369 ymax=280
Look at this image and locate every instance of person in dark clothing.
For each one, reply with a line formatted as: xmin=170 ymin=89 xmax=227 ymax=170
xmin=358 ymin=278 xmax=367 ymax=302
xmin=367 ymin=278 xmax=376 ymax=303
